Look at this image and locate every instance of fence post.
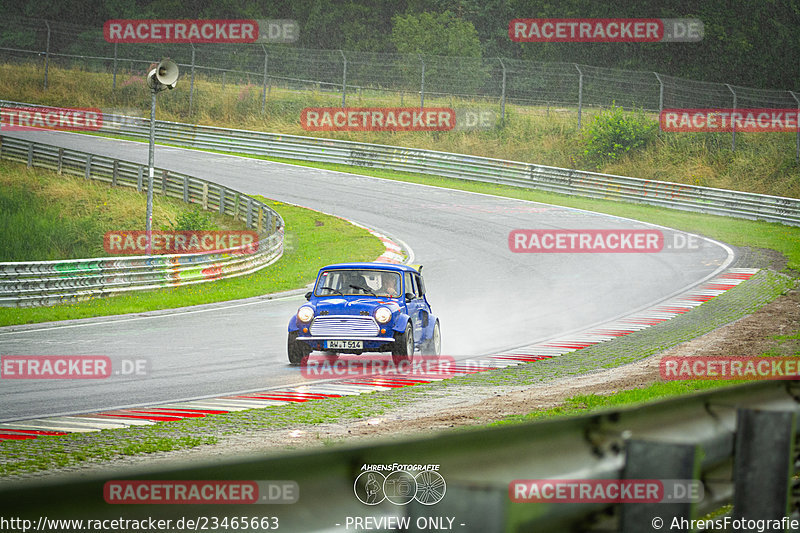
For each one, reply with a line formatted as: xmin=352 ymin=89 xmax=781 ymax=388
xmin=261 ymin=45 xmax=268 ymax=114
xmin=790 ymin=91 xmax=800 ymax=163
xmin=44 ymin=21 xmax=51 ymax=90
xmin=137 ymin=166 xmax=143 ymax=192
xmin=183 ymin=175 xmax=189 ymax=203
xmin=112 ymin=160 xmax=118 ymax=187
xmin=189 ymin=44 xmax=196 ymax=115
xmin=419 ymin=54 xmax=425 ymax=109
xmin=654 ymin=72 xmax=664 ymax=116
xmin=732 ymin=409 xmax=796 ymax=522
xmin=339 ymin=50 xmax=347 ymax=108
xmin=499 ymin=58 xmax=507 ymax=122
xmin=246 ymin=197 xmax=253 ymax=228
xmin=575 ymin=64 xmax=583 ymax=128
xmin=27 ymin=144 xmax=33 ymax=168
xmin=620 ymin=440 xmax=700 ymax=532
xmin=222 ymin=70 xmax=226 ymax=91
xmin=112 ymin=42 xmax=118 ymax=90
xmin=219 ymin=187 xmax=226 ymax=214
xmin=85 ymin=154 xmax=92 ymax=180
xmin=725 ymin=84 xmax=736 ymax=151
xmin=57 ymin=148 xmax=63 ymax=174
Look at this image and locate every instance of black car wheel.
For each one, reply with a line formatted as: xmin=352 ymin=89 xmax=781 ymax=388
xmin=392 ymin=322 xmax=414 ymax=364
xmin=287 ymin=331 xmax=311 ymax=365
xmin=421 ymin=320 xmax=441 ymax=356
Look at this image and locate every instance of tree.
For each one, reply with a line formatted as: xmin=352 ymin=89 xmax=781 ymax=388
xmin=391 ymin=10 xmax=481 ymax=57
xmin=391 ymin=11 xmax=486 ymax=96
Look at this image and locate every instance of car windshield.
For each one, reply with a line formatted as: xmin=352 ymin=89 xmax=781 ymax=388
xmin=315 ymin=269 xmax=402 ymax=297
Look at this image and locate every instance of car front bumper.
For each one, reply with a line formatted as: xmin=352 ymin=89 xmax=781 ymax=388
xmin=295 ymin=336 xmax=395 ymax=352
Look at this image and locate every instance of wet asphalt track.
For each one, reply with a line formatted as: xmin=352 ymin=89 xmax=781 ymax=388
xmin=0 ymin=130 xmax=733 ymax=421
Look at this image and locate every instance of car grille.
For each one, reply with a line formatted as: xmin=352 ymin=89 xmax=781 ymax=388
xmin=309 ymin=315 xmax=379 ymax=337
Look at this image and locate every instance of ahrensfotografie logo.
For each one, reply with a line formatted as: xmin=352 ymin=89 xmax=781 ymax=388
xmin=354 ymin=464 xmax=446 ymax=506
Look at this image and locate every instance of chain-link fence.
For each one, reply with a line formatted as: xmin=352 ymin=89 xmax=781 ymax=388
xmin=2 ymin=16 xmax=800 ymax=153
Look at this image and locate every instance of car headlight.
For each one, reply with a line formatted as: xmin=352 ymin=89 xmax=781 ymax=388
xmin=374 ymin=306 xmax=392 ymax=324
xmin=297 ymin=306 xmax=314 ymax=323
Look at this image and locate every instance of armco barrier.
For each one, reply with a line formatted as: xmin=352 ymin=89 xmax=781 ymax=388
xmin=2 ymin=99 xmax=797 ymax=226
xmin=0 ymin=135 xmax=284 ymax=307
xmin=0 ymin=381 xmax=797 ymax=531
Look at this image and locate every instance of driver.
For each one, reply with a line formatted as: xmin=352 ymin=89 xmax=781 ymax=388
xmin=382 ymin=274 xmax=400 ymax=297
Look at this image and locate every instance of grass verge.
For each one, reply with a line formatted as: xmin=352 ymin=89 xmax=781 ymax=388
xmin=0 ymin=270 xmax=794 ymax=478
xmin=1 ymin=61 xmax=798 ymax=198
xmin=0 ymin=158 xmax=247 ymax=262
xmin=0 ymin=173 xmax=385 ymax=326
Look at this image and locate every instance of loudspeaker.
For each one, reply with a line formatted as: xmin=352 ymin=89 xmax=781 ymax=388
xmin=147 ymin=59 xmax=179 ymax=91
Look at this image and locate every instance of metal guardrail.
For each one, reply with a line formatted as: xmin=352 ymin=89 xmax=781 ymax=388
xmin=1 ymin=381 xmax=797 ymax=531
xmin=3 ymin=100 xmax=798 ymax=226
xmin=0 ymin=135 xmax=284 ymax=307
xmin=73 ymin=105 xmax=800 ymax=227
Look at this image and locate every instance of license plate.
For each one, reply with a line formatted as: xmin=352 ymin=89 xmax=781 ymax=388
xmin=325 ymin=340 xmax=363 ymax=350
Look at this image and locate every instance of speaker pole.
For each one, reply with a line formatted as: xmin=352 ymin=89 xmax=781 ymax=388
xmin=146 ymin=86 xmax=156 ymax=255
xmin=144 ymin=59 xmax=179 ymax=255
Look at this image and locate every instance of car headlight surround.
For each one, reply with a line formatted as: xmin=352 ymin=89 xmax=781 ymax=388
xmin=374 ymin=306 xmax=392 ymax=324
xmin=297 ymin=306 xmax=314 ymax=323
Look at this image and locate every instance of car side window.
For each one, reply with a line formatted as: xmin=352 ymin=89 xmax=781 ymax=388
xmin=414 ymin=274 xmax=425 ymax=297
xmin=404 ymin=272 xmax=416 ymax=298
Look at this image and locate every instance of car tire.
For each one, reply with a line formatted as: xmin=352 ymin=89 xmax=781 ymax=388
xmin=421 ymin=320 xmax=441 ymax=356
xmin=287 ymin=331 xmax=311 ymax=366
xmin=391 ymin=322 xmax=414 ymax=364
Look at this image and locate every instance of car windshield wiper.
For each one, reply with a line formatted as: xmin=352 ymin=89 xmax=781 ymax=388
xmin=349 ymin=284 xmax=376 ymax=296
xmin=317 ymin=286 xmax=343 ymax=295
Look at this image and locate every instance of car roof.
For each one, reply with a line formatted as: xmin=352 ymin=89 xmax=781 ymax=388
xmin=318 ymin=262 xmax=420 ymax=273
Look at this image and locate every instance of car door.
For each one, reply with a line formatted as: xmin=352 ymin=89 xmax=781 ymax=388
xmin=413 ymin=272 xmax=430 ymax=342
xmin=404 ymin=271 xmax=424 ymax=345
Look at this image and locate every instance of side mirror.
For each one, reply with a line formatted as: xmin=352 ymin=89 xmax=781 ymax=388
xmin=305 ymin=291 xmax=312 ymax=300
xmin=405 ymin=292 xmax=415 ymax=302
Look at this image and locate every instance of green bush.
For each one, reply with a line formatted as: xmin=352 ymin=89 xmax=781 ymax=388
xmin=167 ymin=209 xmax=219 ymax=231
xmin=582 ymin=105 xmax=658 ymax=168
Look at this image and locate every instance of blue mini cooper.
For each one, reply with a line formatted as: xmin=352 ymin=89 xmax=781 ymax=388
xmin=287 ymin=262 xmax=441 ymax=365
